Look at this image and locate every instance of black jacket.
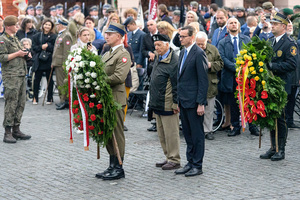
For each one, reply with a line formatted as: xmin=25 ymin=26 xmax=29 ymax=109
xmin=32 ymin=32 xmax=57 ymax=71
xmin=16 ymin=28 xmax=38 ymax=41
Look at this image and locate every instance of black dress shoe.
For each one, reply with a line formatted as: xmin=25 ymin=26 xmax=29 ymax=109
xmin=227 ymin=128 xmax=241 ymax=137
xmin=205 ymin=132 xmax=215 ymax=140
xmin=56 ymin=102 xmax=69 ymax=110
xmin=124 ymin=125 xmax=128 ymax=131
xmin=147 ymin=124 xmax=157 ymax=132
xmin=55 ymin=102 xmax=63 ymax=107
xmin=102 ymin=168 xmax=125 ymax=180
xmin=260 ymin=148 xmax=276 ymax=159
xmin=250 ymin=128 xmax=260 ymax=136
xmin=175 ymin=164 xmax=192 ymax=174
xmin=185 ymin=168 xmax=203 ymax=177
xmin=287 ymin=123 xmax=300 ymax=129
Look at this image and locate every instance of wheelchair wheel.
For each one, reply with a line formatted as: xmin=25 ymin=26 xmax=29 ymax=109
xmin=212 ymin=98 xmax=224 ymax=132
xmin=31 ymin=72 xmax=48 ymax=99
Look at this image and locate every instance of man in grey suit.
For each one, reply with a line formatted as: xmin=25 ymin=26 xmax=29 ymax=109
xmin=175 ymin=26 xmax=208 ymax=177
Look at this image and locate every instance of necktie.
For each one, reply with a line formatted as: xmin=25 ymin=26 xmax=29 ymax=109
xmin=273 ymin=39 xmax=277 ymax=47
xmin=179 ymin=49 xmax=188 ymax=74
xmin=159 ymin=56 xmax=162 ymax=61
xmin=217 ymin=28 xmax=222 ymax=41
xmin=233 ymin=36 xmax=238 ymax=58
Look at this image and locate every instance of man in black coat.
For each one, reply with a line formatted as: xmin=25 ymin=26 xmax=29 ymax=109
xmin=175 ymin=26 xmax=208 ymax=177
xmin=260 ymin=13 xmax=298 ymax=161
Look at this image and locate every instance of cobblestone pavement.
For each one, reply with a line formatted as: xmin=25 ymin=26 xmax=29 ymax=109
xmin=0 ymin=97 xmax=300 ymax=200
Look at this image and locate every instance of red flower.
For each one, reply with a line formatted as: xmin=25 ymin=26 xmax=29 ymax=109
xmin=89 ymin=125 xmax=95 ymax=130
xmin=250 ymin=78 xmax=256 ymax=89
xmin=74 ymin=100 xmax=79 ymax=105
xmin=71 ymin=57 xmax=74 ymax=61
xmin=90 ymin=114 xmax=96 ymax=121
xmin=78 ymin=126 xmax=83 ymax=131
xmin=98 ymin=131 xmax=104 ymax=135
xmin=74 ymin=118 xmax=79 ymax=123
xmin=257 ymin=109 xmax=266 ymax=118
xmin=89 ymin=102 xmax=94 ymax=108
xmin=83 ymin=96 xmax=89 ymax=102
xmin=261 ymin=91 xmax=268 ymax=99
xmin=256 ymin=100 xmax=265 ymax=110
xmin=97 ymin=104 xmax=103 ymax=110
xmin=248 ymin=89 xmax=256 ymax=98
xmin=77 ymin=115 xmax=81 ymax=119
xmin=100 ymin=119 xmax=104 ymax=123
xmin=72 ymin=108 xmax=78 ymax=114
xmin=248 ymin=113 xmax=258 ymax=123
xmin=236 ymin=77 xmax=243 ymax=85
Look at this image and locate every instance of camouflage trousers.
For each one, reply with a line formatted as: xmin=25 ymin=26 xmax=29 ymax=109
xmin=2 ymin=76 xmax=26 ymax=127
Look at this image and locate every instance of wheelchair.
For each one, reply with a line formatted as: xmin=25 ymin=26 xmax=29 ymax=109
xmin=212 ymin=98 xmax=224 ymax=132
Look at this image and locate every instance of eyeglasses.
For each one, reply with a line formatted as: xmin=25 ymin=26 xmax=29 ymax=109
xmin=179 ymin=35 xmax=190 ymax=39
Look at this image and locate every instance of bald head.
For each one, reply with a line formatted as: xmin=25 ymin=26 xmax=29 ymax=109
xmin=147 ymin=20 xmax=157 ymax=34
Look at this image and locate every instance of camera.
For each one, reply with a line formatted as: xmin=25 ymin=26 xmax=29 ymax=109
xmin=23 ymin=48 xmax=30 ymax=60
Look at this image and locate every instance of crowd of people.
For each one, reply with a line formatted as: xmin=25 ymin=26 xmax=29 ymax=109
xmin=0 ymin=1 xmax=299 ymax=180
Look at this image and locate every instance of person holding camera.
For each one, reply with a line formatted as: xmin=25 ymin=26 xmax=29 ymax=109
xmin=32 ymin=19 xmax=57 ymax=105
xmin=0 ymin=15 xmax=32 ymax=143
xmin=70 ymin=27 xmax=97 ymax=54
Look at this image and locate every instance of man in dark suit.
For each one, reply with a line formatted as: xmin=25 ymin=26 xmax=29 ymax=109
xmin=260 ymin=13 xmax=298 ymax=161
xmin=218 ymin=17 xmax=259 ymax=137
xmin=175 ymin=26 xmax=208 ymax=177
xmin=211 ymin=9 xmax=228 ymax=47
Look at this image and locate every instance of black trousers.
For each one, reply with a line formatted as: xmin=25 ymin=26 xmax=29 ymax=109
xmin=34 ymin=69 xmax=53 ymax=102
xmin=285 ymin=86 xmax=297 ymax=125
xmin=180 ymin=106 xmax=205 ymax=169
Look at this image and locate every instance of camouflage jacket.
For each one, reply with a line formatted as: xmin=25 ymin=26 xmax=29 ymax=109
xmin=0 ymin=33 xmax=27 ymax=78
xmin=291 ymin=13 xmax=300 ymax=40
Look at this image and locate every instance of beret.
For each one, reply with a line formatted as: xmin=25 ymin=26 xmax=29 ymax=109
xmin=282 ymin=8 xmax=293 ymax=15
xmin=4 ymin=15 xmax=18 ymax=26
xmin=152 ymin=34 xmax=170 ymax=42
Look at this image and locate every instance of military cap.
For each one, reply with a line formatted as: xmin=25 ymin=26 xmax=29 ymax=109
xmin=50 ymin=6 xmax=56 ymax=11
xmin=90 ymin=5 xmax=99 ymax=11
xmin=56 ymin=18 xmax=69 ymax=26
xmin=73 ymin=5 xmax=81 ymax=10
xmin=152 ymin=34 xmax=170 ymax=42
xmin=3 ymin=15 xmax=18 ymax=26
xmin=173 ymin=10 xmax=180 ymax=16
xmin=67 ymin=7 xmax=74 ymax=13
xmin=190 ymin=1 xmax=198 ymax=8
xmin=262 ymin=2 xmax=273 ymax=10
xmin=105 ymin=22 xmax=127 ymax=36
xmin=35 ymin=4 xmax=43 ymax=10
xmin=235 ymin=7 xmax=245 ymax=12
xmin=103 ymin=4 xmax=111 ymax=10
xmin=282 ymin=8 xmax=293 ymax=15
xmin=27 ymin=4 xmax=34 ymax=10
xmin=270 ymin=12 xmax=289 ymax=25
xmin=56 ymin=4 xmax=64 ymax=10
xmin=123 ymin=17 xmax=134 ymax=31
xmin=105 ymin=8 xmax=115 ymax=14
xmin=293 ymin=5 xmax=300 ymax=10
xmin=255 ymin=7 xmax=263 ymax=12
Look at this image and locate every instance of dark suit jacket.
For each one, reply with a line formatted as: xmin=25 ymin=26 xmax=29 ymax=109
xmin=208 ymin=17 xmax=218 ymax=39
xmin=161 ymin=15 xmax=173 ymax=26
xmin=218 ymin=33 xmax=250 ymax=93
xmin=211 ymin=27 xmax=227 ymax=47
xmin=141 ymin=33 xmax=155 ymax=59
xmin=269 ymin=34 xmax=298 ymax=94
xmin=127 ymin=29 xmax=145 ymax=65
xmin=177 ymin=44 xmax=208 ymax=108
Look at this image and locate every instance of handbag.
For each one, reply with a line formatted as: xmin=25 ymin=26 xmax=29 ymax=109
xmin=38 ymin=32 xmax=50 ymax=61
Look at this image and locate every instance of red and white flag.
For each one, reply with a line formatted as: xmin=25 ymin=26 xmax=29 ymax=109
xmin=148 ymin=0 xmax=158 ymax=21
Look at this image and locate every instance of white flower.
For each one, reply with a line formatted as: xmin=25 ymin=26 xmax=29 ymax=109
xmin=84 ymin=78 xmax=90 ymax=83
xmin=90 ymin=61 xmax=96 ymax=67
xmin=80 ymin=85 xmax=85 ymax=88
xmin=90 ymin=94 xmax=96 ymax=98
xmin=91 ymin=72 xmax=97 ymax=78
xmin=85 ymin=84 xmax=91 ymax=88
xmin=68 ymin=55 xmax=73 ymax=60
xmin=77 ymin=48 xmax=82 ymax=54
xmin=75 ymin=55 xmax=82 ymax=62
xmin=77 ymin=74 xmax=83 ymax=79
xmin=65 ymin=60 xmax=70 ymax=66
xmin=92 ymin=81 xmax=98 ymax=86
xmin=66 ymin=66 xmax=70 ymax=71
xmin=79 ymin=61 xmax=85 ymax=67
xmin=95 ymin=85 xmax=101 ymax=90
xmin=85 ymin=72 xmax=91 ymax=77
xmin=74 ymin=67 xmax=79 ymax=73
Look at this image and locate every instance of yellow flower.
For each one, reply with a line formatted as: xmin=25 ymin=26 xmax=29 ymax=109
xmin=262 ymin=80 xmax=266 ymax=85
xmin=252 ymin=53 xmax=257 ymax=57
xmin=259 ymin=61 xmax=264 ymax=67
xmin=248 ymin=56 xmax=252 ymax=61
xmin=240 ymin=60 xmax=245 ymax=65
xmin=259 ymin=68 xmax=264 ymax=72
xmin=253 ymin=57 xmax=257 ymax=60
xmin=236 ymin=68 xmax=240 ymax=72
xmin=236 ymin=60 xmax=240 ymax=65
xmin=249 ymin=67 xmax=255 ymax=72
xmin=244 ymin=54 xmax=248 ymax=60
xmin=251 ymin=71 xmax=256 ymax=75
xmin=255 ymin=76 xmax=260 ymax=81
xmin=248 ymin=61 xmax=253 ymax=66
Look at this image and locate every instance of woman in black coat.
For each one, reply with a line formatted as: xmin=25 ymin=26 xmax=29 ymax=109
xmin=16 ymin=17 xmax=37 ymax=41
xmin=32 ymin=19 xmax=57 ymax=104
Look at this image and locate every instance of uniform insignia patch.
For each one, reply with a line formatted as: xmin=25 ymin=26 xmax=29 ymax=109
xmin=122 ymin=57 xmax=127 ymax=63
xmin=66 ymin=41 xmax=70 ymax=45
xmin=290 ymin=46 xmax=297 ymax=56
xmin=277 ymin=50 xmax=282 ymax=57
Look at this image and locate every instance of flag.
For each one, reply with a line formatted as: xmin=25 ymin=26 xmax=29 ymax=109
xmin=180 ymin=0 xmax=185 ymax=27
xmin=137 ymin=1 xmax=144 ymax=29
xmin=12 ymin=0 xmax=28 ymax=12
xmin=148 ymin=0 xmax=158 ymax=21
xmin=0 ymin=0 xmax=3 ymax=16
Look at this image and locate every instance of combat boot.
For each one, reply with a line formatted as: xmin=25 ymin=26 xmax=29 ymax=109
xmin=12 ymin=126 xmax=31 ymax=140
xmin=95 ymin=155 xmax=115 ymax=179
xmin=271 ymin=138 xmax=286 ymax=161
xmin=3 ymin=126 xmax=17 ymax=143
xmin=260 ymin=132 xmax=275 ymax=159
xmin=102 ymin=157 xmax=125 ymax=180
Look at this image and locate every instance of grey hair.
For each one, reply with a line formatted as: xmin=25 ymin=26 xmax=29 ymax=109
xmin=162 ymin=41 xmax=170 ymax=46
xmin=20 ymin=38 xmax=32 ymax=47
xmin=195 ymin=31 xmax=208 ymax=41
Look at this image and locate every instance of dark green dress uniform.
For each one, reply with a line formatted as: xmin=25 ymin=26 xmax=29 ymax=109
xmin=260 ymin=12 xmax=299 ymax=161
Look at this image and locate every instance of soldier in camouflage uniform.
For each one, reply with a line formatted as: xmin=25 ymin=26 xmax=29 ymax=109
xmin=0 ymin=16 xmax=31 ymax=143
xmin=291 ymin=5 xmax=300 ymax=40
